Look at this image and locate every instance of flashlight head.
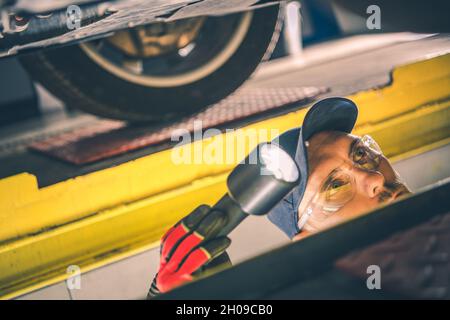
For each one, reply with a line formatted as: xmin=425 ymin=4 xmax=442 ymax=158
xmin=226 ymin=143 xmax=300 ymax=216
xmin=259 ymin=143 xmax=299 ymax=183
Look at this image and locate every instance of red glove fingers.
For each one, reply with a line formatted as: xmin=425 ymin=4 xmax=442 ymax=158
xmin=161 ymin=223 xmax=191 ymax=264
xmin=160 ymin=204 xmax=210 ymax=262
xmin=155 ymin=205 xmax=230 ymax=293
xmin=158 ymin=237 xmax=231 ymax=292
xmin=175 ymin=237 xmax=231 ymax=276
xmin=164 ymin=210 xmax=227 ymax=272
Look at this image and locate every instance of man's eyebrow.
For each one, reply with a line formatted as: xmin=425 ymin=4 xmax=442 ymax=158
xmin=348 ymin=137 xmax=359 ymax=158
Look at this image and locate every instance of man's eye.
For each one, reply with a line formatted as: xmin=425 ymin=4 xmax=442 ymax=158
xmin=318 ymin=171 xmax=356 ymax=215
xmin=354 ymin=146 xmax=367 ymax=161
xmin=320 ymin=177 xmax=354 ymax=214
xmin=327 ymin=179 xmax=351 ymax=197
xmin=331 ymin=179 xmax=345 ymax=189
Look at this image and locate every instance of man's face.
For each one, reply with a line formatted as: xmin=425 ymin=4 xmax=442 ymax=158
xmin=293 ymin=131 xmax=411 ymax=240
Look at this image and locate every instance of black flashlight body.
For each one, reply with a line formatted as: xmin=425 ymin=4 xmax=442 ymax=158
xmin=213 ymin=195 xmax=248 ymax=237
xmin=212 ymin=136 xmax=300 ymax=238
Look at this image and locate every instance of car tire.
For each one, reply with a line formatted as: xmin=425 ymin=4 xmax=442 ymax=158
xmin=19 ymin=5 xmax=283 ymax=122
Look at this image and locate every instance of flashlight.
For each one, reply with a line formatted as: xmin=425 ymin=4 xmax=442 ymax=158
xmin=212 ymin=133 xmax=300 ymax=238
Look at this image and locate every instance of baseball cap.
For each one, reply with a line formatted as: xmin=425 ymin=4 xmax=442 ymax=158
xmin=268 ymin=97 xmax=358 ymax=238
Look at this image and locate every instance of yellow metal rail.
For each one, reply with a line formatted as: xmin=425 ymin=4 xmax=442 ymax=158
xmin=1 ymin=53 xmax=449 ymax=299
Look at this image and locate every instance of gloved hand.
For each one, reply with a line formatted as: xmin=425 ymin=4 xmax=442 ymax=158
xmin=148 ymin=205 xmax=231 ymax=296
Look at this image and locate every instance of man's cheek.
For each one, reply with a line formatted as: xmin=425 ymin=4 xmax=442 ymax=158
xmin=333 ymin=196 xmax=379 ymax=224
xmin=306 ymin=195 xmax=381 ymax=232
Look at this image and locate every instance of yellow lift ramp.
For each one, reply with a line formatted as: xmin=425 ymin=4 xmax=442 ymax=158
xmin=1 ymin=52 xmax=450 ymax=299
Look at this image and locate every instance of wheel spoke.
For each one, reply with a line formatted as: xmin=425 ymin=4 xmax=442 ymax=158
xmin=122 ymin=58 xmax=144 ymax=74
xmin=79 ymin=12 xmax=252 ymax=87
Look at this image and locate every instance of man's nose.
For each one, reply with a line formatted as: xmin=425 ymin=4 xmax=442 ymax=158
xmin=356 ymin=169 xmax=385 ymax=198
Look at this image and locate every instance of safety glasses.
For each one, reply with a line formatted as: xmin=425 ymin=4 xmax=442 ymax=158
xmin=298 ymin=135 xmax=383 ymax=231
xmin=351 ymin=134 xmax=383 ymax=171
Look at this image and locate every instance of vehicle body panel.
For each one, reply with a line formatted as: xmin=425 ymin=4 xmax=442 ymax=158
xmin=0 ymin=0 xmax=281 ymax=58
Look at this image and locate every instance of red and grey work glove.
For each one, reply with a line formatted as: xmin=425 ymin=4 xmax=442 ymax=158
xmin=148 ymin=205 xmax=231 ymax=297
